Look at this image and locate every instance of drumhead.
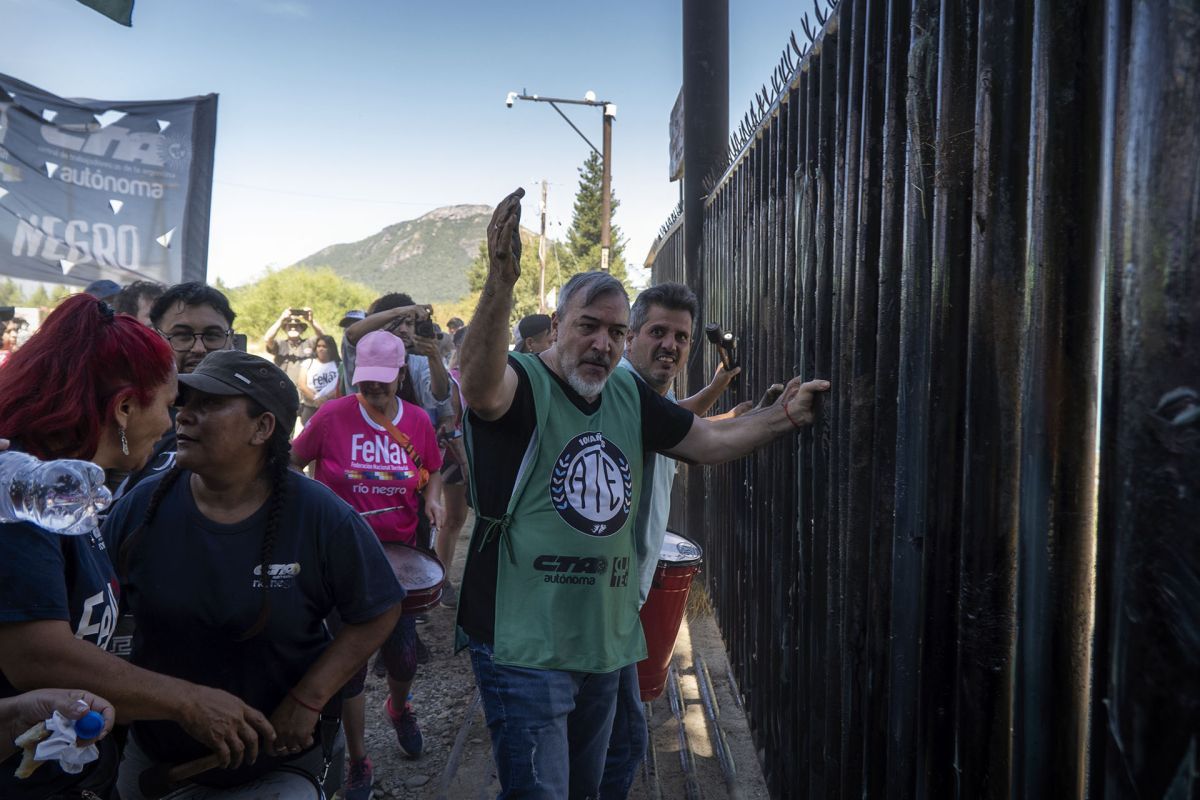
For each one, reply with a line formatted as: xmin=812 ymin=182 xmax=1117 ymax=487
xmin=660 ymin=530 xmax=703 ymax=565
xmin=382 ymin=542 xmax=446 ymax=592
xmin=164 ymin=766 xmax=323 ymax=798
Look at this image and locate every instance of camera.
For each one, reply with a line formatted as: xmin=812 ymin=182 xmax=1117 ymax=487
xmin=415 ymin=319 xmax=439 ymax=340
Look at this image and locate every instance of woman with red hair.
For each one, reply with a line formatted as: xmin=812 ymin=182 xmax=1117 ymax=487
xmin=0 ymin=295 xmax=276 ymax=799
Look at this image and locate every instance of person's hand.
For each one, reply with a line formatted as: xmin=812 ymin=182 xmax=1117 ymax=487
xmin=410 ymin=335 xmax=440 ymax=358
xmin=303 ymin=308 xmax=313 ymax=320
xmin=177 ymin=686 xmax=275 ymax=769
xmin=712 ymin=362 xmax=742 ymax=391
xmin=425 ymin=495 xmax=447 ymax=530
xmin=3 ymin=689 xmax=115 ymax=749
xmin=266 ymin=694 xmax=317 ymax=758
xmin=780 ymin=378 xmax=831 ymax=428
xmin=730 ymin=400 xmax=754 ymax=418
xmin=487 ymin=189 xmax=525 ymax=285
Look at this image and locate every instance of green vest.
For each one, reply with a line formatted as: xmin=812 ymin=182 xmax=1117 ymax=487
xmin=459 ymin=352 xmax=647 ymax=672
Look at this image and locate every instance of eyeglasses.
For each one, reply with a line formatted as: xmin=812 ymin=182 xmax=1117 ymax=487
xmin=157 ymin=327 xmax=233 ymax=352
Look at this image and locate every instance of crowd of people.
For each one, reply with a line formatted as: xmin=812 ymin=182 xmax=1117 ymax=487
xmin=0 ymin=189 xmax=829 ymax=800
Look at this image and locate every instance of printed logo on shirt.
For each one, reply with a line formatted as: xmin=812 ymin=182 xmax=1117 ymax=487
xmin=75 ymin=579 xmax=119 ymax=650
xmin=609 ymin=555 xmax=631 ymax=588
xmin=252 ymin=562 xmax=302 ymax=589
xmin=549 ymin=432 xmax=633 ymax=536
xmin=533 ymin=554 xmax=609 ymax=586
xmin=350 ymin=432 xmax=411 ymax=471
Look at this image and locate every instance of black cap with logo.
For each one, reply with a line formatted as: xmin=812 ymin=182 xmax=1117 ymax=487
xmin=177 ymin=350 xmax=299 ymax=432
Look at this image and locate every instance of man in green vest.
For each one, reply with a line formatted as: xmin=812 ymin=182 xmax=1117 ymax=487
xmin=458 ymin=189 xmax=829 ymax=799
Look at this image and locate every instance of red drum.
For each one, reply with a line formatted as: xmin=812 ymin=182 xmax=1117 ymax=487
xmin=381 ymin=542 xmax=445 ymax=614
xmin=636 ymin=531 xmax=703 ymax=701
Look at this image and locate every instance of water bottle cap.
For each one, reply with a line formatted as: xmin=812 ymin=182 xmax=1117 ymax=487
xmin=74 ymin=710 xmax=104 ymax=739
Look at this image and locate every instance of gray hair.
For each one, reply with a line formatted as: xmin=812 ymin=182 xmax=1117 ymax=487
xmin=628 ymin=282 xmax=698 ymax=332
xmin=555 ymin=271 xmax=629 ymax=318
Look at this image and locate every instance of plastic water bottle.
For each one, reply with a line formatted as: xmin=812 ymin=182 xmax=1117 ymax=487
xmin=0 ymin=451 xmax=111 ymax=535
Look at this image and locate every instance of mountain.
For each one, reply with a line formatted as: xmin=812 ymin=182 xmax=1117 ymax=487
xmin=292 ymin=205 xmax=494 ymax=303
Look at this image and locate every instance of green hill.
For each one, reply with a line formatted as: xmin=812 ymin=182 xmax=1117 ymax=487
xmin=292 ymin=204 xmax=499 ymax=303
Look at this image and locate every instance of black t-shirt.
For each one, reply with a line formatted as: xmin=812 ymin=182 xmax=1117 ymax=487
xmin=103 ymin=469 xmax=404 ymax=773
xmin=0 ymin=521 xmax=119 ymax=797
xmin=458 ymin=354 xmax=695 ymax=644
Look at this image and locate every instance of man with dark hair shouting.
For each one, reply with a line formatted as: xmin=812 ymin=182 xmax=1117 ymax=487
xmin=456 ymin=188 xmax=829 ymax=799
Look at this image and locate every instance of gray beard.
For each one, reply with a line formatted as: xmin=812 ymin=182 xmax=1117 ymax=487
xmin=560 ymin=352 xmax=610 ymax=398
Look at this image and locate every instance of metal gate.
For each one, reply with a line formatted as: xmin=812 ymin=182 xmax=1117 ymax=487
xmin=647 ymin=1 xmax=1200 ymax=797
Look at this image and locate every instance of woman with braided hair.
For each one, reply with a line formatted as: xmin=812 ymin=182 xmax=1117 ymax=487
xmin=292 ymin=330 xmax=444 ymax=799
xmin=0 ymin=295 xmax=277 ymax=799
xmin=103 ymin=350 xmax=405 ymax=798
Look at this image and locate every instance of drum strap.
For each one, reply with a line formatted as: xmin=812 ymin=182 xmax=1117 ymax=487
xmin=356 ymin=394 xmax=430 ymax=489
xmin=317 ymin=711 xmax=341 ymax=785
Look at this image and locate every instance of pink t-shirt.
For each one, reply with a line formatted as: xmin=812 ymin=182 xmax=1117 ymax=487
xmin=293 ymin=394 xmax=443 ymax=544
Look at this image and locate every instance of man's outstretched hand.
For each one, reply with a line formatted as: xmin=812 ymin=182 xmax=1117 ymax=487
xmin=488 ymin=189 xmax=525 ymax=286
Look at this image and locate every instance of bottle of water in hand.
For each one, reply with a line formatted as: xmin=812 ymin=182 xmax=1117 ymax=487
xmin=0 ymin=452 xmax=111 ymax=535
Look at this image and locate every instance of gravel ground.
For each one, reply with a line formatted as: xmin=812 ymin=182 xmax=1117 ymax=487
xmin=339 ymin=516 xmax=769 ymax=800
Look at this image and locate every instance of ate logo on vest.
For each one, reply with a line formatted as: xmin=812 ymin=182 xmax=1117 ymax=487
xmin=549 ymin=432 xmax=633 ymax=536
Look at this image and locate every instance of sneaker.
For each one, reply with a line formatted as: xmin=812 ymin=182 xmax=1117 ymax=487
xmin=386 ymin=696 xmax=423 ymax=758
xmin=440 ymin=580 xmax=458 ymax=608
xmin=343 ymin=756 xmax=374 ymax=800
xmin=415 ymin=632 xmax=431 ymax=665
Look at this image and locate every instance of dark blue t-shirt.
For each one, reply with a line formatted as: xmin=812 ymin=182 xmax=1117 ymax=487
xmin=103 ymin=469 xmax=404 ymax=768
xmin=0 ymin=524 xmax=119 ymax=694
xmin=0 ymin=522 xmax=120 ymax=797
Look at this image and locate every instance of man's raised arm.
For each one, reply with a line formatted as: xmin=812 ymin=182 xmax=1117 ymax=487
xmin=460 ymin=189 xmax=525 ymax=421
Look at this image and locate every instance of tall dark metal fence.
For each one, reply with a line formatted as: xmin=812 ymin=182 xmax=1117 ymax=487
xmin=648 ymin=0 xmax=1199 ymax=797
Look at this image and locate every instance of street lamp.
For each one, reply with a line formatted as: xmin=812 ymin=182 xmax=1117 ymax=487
xmin=506 ymin=89 xmax=617 ymax=271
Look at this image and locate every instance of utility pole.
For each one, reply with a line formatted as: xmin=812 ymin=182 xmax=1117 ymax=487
xmin=538 ymin=180 xmax=548 ymax=311
xmin=506 ymin=90 xmax=617 ymax=271
xmin=600 ymin=105 xmax=615 ymax=271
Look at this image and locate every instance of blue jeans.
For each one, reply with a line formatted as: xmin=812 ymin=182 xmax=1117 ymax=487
xmin=469 ymin=638 xmax=622 ymax=800
xmin=599 ymin=663 xmax=647 ymax=799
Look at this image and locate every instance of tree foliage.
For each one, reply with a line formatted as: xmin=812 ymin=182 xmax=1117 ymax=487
xmin=563 ymin=151 xmax=629 ymax=285
xmin=465 ymin=230 xmax=568 ymax=323
xmin=224 ymin=266 xmax=377 ymax=341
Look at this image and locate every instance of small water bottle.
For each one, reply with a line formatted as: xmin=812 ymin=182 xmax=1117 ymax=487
xmin=0 ymin=451 xmax=111 ymax=535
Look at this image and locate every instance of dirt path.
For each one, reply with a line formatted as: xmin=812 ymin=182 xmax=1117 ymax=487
xmin=348 ymin=516 xmax=770 ymax=800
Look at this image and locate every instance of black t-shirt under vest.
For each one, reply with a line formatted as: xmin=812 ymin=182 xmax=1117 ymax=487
xmin=457 ymin=354 xmax=694 ymax=646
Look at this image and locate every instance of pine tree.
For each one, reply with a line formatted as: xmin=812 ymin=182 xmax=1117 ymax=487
xmin=564 ymin=152 xmax=630 ymax=287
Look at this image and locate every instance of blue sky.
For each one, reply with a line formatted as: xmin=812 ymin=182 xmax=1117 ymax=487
xmin=3 ymin=0 xmax=802 ymax=290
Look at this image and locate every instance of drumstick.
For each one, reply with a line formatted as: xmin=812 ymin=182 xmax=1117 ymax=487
xmin=138 ymin=752 xmax=224 ymax=799
xmin=360 ymin=505 xmax=406 ymax=517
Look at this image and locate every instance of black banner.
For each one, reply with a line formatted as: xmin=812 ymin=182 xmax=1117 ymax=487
xmin=0 ymin=73 xmax=216 ymax=287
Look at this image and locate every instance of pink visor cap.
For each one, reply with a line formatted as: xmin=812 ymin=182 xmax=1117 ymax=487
xmin=352 ymin=330 xmax=407 ymax=385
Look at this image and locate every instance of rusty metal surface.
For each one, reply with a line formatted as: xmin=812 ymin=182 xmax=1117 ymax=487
xmin=646 ymin=0 xmax=1198 ymax=796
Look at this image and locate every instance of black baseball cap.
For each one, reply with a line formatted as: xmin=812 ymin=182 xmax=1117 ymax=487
xmin=178 ymin=350 xmax=299 ymax=432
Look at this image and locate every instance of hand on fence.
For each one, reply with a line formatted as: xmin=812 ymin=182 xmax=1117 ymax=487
xmin=780 ymin=378 xmax=831 ymax=428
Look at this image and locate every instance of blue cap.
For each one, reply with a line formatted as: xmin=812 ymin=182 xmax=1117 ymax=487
xmin=74 ymin=710 xmax=104 ymax=739
xmin=83 ymin=279 xmax=121 ymax=300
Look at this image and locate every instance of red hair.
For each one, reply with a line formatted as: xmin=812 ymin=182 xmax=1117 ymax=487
xmin=0 ymin=293 xmax=175 ymax=460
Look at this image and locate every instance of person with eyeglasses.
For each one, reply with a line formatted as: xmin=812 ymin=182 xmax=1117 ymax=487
xmin=114 ymin=282 xmax=238 ymax=498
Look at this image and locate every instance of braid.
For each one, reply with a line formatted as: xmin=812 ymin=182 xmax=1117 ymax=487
xmin=118 ymin=467 xmax=185 ymax=579
xmin=237 ymin=430 xmax=292 ymax=641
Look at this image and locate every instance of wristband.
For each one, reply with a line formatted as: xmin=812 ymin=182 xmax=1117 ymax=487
xmin=783 ymin=402 xmax=804 ymax=431
xmin=288 ymin=690 xmax=322 ymax=714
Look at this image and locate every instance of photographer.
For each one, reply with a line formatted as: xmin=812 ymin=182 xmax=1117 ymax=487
xmin=264 ymin=307 xmax=326 ymax=391
xmin=342 ymin=293 xmax=451 ymax=426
